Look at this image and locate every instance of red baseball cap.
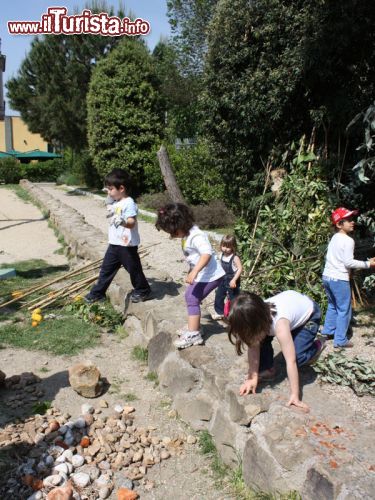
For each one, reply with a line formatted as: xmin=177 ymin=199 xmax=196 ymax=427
xmin=331 ymin=207 xmax=359 ymax=224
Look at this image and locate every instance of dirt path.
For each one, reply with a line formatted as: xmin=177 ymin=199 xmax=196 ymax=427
xmin=0 ymin=187 xmax=67 ymax=267
xmin=0 ymin=186 xmax=231 ymax=499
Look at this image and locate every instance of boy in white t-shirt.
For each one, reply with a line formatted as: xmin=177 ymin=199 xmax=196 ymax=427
xmin=322 ymin=207 xmax=375 ymax=348
xmin=228 ymin=290 xmax=324 ymax=412
xmin=85 ymin=169 xmax=151 ymax=304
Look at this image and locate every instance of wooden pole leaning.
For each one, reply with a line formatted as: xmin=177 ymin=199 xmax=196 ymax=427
xmin=0 ymin=259 xmax=102 ymax=309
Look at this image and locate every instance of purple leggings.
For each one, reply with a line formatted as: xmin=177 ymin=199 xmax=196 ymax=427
xmin=185 ymin=277 xmax=223 ymax=316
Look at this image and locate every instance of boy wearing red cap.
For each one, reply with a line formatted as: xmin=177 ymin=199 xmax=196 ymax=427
xmin=322 ymin=208 xmax=375 ymax=347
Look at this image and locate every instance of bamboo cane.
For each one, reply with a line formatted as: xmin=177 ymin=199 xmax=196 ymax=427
xmin=0 ymin=259 xmax=102 ymax=309
xmin=27 ymin=274 xmax=99 ymax=310
xmin=243 ymin=254 xmax=320 ymax=280
xmin=20 ymin=271 xmax=100 ymax=309
xmin=38 ymin=276 xmax=99 ymax=309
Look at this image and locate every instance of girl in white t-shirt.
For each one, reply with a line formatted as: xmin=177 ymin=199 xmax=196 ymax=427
xmin=156 ymin=203 xmax=225 ymax=349
xmin=322 ymin=207 xmax=375 ymax=348
xmin=228 ymin=290 xmax=324 ymax=412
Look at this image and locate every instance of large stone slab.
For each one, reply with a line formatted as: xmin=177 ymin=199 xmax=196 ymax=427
xmin=158 ymin=352 xmax=200 ymax=395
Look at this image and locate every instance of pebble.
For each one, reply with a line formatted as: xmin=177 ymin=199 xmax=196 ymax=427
xmin=56 ymin=449 xmax=73 ymax=463
xmin=53 ymin=463 xmax=69 ymax=475
xmin=72 ymin=454 xmax=85 ymax=468
xmin=99 ymin=400 xmax=108 ymax=408
xmin=99 ymin=487 xmax=111 ymax=499
xmin=71 ymin=472 xmax=91 ymax=488
xmin=120 ymin=479 xmax=134 ymax=490
xmin=43 ymin=475 xmax=63 ymax=488
xmin=95 ymin=474 xmax=111 ymax=487
xmin=81 ymin=404 xmax=94 ymax=415
xmin=98 ymin=460 xmax=111 ymax=470
xmin=59 ymin=425 xmax=68 ymax=435
xmin=114 ymin=404 xmax=124 ymax=414
xmin=123 ymin=406 xmax=135 ymax=415
xmin=74 ymin=417 xmax=86 ymax=429
xmin=160 ymin=450 xmax=170 ymax=460
xmin=187 ymin=435 xmax=197 ymax=444
xmin=45 ymin=456 xmax=54 ymax=467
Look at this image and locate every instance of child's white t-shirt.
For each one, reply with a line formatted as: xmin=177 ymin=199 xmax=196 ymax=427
xmin=182 ymin=226 xmax=225 ymax=283
xmin=265 ymin=291 xmax=313 ymax=336
xmin=323 ymin=233 xmax=369 ymax=281
xmin=108 ymin=197 xmax=140 ymax=247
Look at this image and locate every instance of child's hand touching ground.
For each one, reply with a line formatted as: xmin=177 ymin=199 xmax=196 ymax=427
xmin=239 ymin=376 xmax=258 ymax=395
xmin=287 ymin=395 xmax=310 ymax=413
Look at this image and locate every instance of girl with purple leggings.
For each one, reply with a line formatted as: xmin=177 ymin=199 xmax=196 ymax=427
xmin=156 ymin=203 xmax=225 ymax=349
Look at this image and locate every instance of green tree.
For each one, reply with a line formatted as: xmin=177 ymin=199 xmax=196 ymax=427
xmin=6 ymin=1 xmax=124 ymax=151
xmin=167 ymin=0 xmax=219 ymax=76
xmin=201 ymin=0 xmax=375 ymax=216
xmin=87 ymin=39 xmax=164 ymax=194
xmin=152 ymin=39 xmax=200 ymax=139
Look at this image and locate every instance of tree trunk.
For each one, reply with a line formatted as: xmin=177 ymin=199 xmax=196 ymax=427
xmin=157 ymin=145 xmax=186 ymax=204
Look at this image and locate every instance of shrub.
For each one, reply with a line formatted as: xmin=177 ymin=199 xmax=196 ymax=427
xmin=168 ymin=142 xmax=225 ymax=205
xmin=0 ymin=157 xmax=23 ymax=183
xmin=193 ymin=199 xmax=235 ymax=229
xmin=138 ymin=191 xmax=172 ymax=210
xmin=235 ymin=143 xmax=336 ymax=305
xmin=22 ymin=159 xmax=64 ymax=182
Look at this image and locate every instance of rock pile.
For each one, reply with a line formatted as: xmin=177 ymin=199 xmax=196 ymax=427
xmin=0 ymin=403 xmax=186 ymax=499
xmin=1 ymin=372 xmax=45 ymax=410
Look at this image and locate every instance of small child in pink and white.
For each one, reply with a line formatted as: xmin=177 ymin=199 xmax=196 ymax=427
xmin=156 ymin=203 xmax=225 ymax=349
xmin=322 ymin=207 xmax=375 ymax=348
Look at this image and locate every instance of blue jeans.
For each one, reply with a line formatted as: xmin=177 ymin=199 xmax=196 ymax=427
xmin=259 ymin=302 xmax=321 ymax=371
xmin=322 ymin=276 xmax=351 ymax=347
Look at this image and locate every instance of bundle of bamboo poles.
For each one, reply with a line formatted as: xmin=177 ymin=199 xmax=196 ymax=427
xmin=0 ymin=242 xmax=160 ymax=311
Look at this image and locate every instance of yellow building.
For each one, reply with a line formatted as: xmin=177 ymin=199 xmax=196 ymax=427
xmin=0 ymin=40 xmax=50 ymax=154
xmin=0 ymin=116 xmax=49 ymax=153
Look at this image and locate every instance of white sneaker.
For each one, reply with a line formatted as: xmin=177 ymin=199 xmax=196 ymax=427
xmin=174 ymin=331 xmax=204 ymax=349
xmin=211 ymin=312 xmax=224 ymax=321
xmin=176 ymin=325 xmax=203 ymax=337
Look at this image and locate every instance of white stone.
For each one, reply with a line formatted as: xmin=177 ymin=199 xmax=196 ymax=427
xmin=53 ymin=463 xmax=69 ymax=475
xmin=56 ymin=449 xmax=73 ymax=463
xmin=66 ymin=462 xmax=73 ymax=474
xmin=74 ymin=417 xmax=86 ymax=429
xmin=43 ymin=474 xmax=63 ymax=487
xmin=27 ymin=492 xmax=43 ymax=500
xmin=72 ymin=454 xmax=85 ymax=468
xmin=114 ymin=404 xmax=123 ymax=414
xmin=72 ymin=472 xmax=91 ymax=488
xmin=99 ymin=487 xmax=111 ymax=499
xmin=95 ymin=474 xmax=111 ymax=487
xmin=81 ymin=404 xmax=94 ymax=415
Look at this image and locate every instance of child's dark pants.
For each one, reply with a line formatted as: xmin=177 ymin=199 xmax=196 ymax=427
xmin=259 ymin=302 xmax=321 ymax=371
xmin=89 ymin=244 xmax=150 ymax=299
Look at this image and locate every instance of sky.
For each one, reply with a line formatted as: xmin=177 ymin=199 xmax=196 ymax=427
xmin=1 ymin=1 xmax=171 ymax=114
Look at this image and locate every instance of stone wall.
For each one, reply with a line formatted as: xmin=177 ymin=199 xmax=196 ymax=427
xmin=21 ymin=181 xmax=375 ymax=499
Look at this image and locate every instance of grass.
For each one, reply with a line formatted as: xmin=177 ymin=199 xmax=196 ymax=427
xmin=198 ymin=431 xmax=301 ymax=500
xmin=38 ymin=366 xmax=50 ymax=373
xmin=122 ymin=392 xmax=138 ymax=402
xmin=138 ymin=212 xmax=157 ymax=224
xmin=145 ymin=371 xmax=158 ymax=383
xmin=0 ymin=259 xmax=69 ymax=300
xmin=0 ymin=316 xmax=101 ymax=355
xmin=131 ymin=345 xmax=148 ymax=363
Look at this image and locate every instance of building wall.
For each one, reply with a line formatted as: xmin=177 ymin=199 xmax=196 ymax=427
xmin=11 ymin=116 xmax=48 ymax=152
xmin=0 ymin=120 xmax=5 ymax=150
xmin=0 ymin=116 xmax=49 ymax=152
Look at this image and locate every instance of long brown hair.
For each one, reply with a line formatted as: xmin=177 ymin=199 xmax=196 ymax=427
xmin=228 ymin=292 xmax=272 ymax=355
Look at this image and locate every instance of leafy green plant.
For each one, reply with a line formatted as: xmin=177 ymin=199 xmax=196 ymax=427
xmin=32 ymin=400 xmax=52 ymax=415
xmin=313 ymin=352 xmax=375 ymax=396
xmin=65 ymin=298 xmax=123 ymax=331
xmin=0 ymin=158 xmax=23 ymax=184
xmin=235 ymin=142 xmax=336 ymax=305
